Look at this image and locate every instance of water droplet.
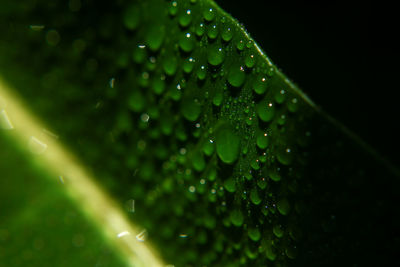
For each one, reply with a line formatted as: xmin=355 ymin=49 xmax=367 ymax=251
xmin=179 ymin=32 xmax=195 ymax=52
xmin=285 ymin=246 xmax=297 ymax=259
xmin=196 ymin=65 xmax=207 ymax=80
xmin=230 ymin=210 xmax=244 ymax=227
xmin=274 ymin=89 xmax=286 ymax=104
xmin=169 ymin=1 xmax=178 ymax=16
xmin=273 ymin=225 xmax=284 ymax=238
xmin=256 ymin=132 xmax=269 ymax=149
xmin=145 ymin=25 xmax=165 ymax=51
xmin=125 ymin=199 xmax=135 ymax=213
xmin=269 ymin=167 xmax=281 ymax=182
xmin=248 ymin=227 xmax=261 ymax=241
xmin=59 ymin=175 xmax=65 ymax=184
xmin=163 ymin=54 xmax=178 ymax=76
xmin=265 ymin=243 xmax=277 ymax=261
xmin=202 ymin=139 xmax=215 ymax=156
xmin=140 ymin=113 xmax=150 ymax=122
xmin=132 ymin=44 xmax=146 ymax=64
xmin=227 ymin=65 xmax=245 ymax=87
xmin=188 ymin=185 xmax=196 ymax=193
xmin=109 ymin=77 xmax=115 ymax=88
xmin=257 ymin=177 xmax=267 ymax=189
xmin=179 ymin=9 xmax=192 ymax=27
xmin=183 ymin=57 xmax=195 ymax=73
xmin=236 ymin=39 xmax=245 ymax=50
xmin=195 ymin=22 xmax=205 ymax=36
xmin=222 ymin=26 xmax=233 ymax=42
xmin=46 ymin=29 xmax=60 ymax=46
xmin=253 ymin=76 xmax=267 ymax=94
xmin=136 ymin=229 xmax=147 ymax=242
xmin=117 ymin=231 xmax=130 ymax=238
xmin=28 ymin=136 xmax=47 ymax=154
xmin=203 ymin=8 xmax=215 ymax=21
xmin=207 ymin=24 xmax=218 ymax=39
xmin=277 ymin=198 xmax=290 ymax=215
xmin=245 ymin=54 xmax=255 ymax=68
xmin=223 ymin=177 xmax=236 ymax=192
xmin=192 ymin=151 xmax=205 ymax=171
xmin=0 ymin=110 xmax=13 ymax=130
xmin=207 ymin=44 xmax=224 ymax=66
xmin=181 ymin=97 xmax=202 ymax=121
xmin=128 ymin=90 xmax=145 ymax=112
xmin=179 ymin=233 xmax=188 ymax=238
xmin=124 ymin=4 xmax=140 ymax=30
xmin=287 ymin=97 xmax=299 ymax=112
xmin=29 ymin=25 xmax=45 ymax=31
xmin=216 ymin=125 xmax=240 ymax=164
xmin=250 ymin=188 xmax=262 ymax=205
xmin=257 ymin=101 xmax=275 ymax=122
xmin=152 ymin=76 xmax=165 ymax=94
xmin=277 ymin=147 xmax=293 ymax=165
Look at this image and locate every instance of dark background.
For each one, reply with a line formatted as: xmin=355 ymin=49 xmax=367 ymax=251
xmin=216 ymin=0 xmax=400 ymax=167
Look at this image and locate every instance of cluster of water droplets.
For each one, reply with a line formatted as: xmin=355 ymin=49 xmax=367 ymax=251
xmin=103 ymin=0 xmax=312 ymax=265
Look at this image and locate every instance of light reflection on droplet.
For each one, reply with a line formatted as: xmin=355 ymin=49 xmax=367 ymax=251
xmin=125 ymin=199 xmax=135 ymax=213
xmin=136 ymin=229 xmax=147 ymax=242
xmin=59 ymin=175 xmax=65 ymax=184
xmin=28 ymin=136 xmax=48 ymax=154
xmin=29 ymin=25 xmax=45 ymax=31
xmin=117 ymin=231 xmax=130 ymax=238
xmin=41 ymin=128 xmax=59 ymax=139
xmin=109 ymin=78 xmax=115 ymax=88
xmin=140 ymin=113 xmax=150 ymax=122
xmin=0 ymin=109 xmax=14 ymax=130
xmin=179 ymin=233 xmax=188 ymax=238
xmin=188 ymin=185 xmax=196 ymax=193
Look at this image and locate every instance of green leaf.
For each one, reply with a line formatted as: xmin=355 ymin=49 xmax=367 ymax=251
xmin=0 ymin=0 xmax=398 ymax=266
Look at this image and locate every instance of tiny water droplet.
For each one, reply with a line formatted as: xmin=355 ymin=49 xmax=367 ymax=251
xmin=117 ymin=231 xmax=130 ymax=238
xmin=136 ymin=229 xmax=147 ymax=242
xmin=0 ymin=110 xmax=14 ymax=130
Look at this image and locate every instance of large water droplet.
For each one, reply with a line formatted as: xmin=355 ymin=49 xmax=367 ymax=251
xmin=216 ymin=125 xmax=240 ymax=164
xmin=207 ymin=44 xmax=224 ymax=66
xmin=257 ymin=101 xmax=275 ymax=122
xmin=179 ymin=9 xmax=192 ymax=27
xmin=250 ymin=188 xmax=262 ymax=205
xmin=181 ymin=97 xmax=202 ymax=121
xmin=253 ymin=76 xmax=267 ymax=95
xmin=248 ymin=227 xmax=261 ymax=241
xmin=256 ymin=132 xmax=269 ymax=149
xmin=183 ymin=57 xmax=195 ymax=73
xmin=223 ymin=177 xmax=236 ymax=192
xmin=179 ymin=32 xmax=195 ymax=52
xmin=230 ymin=210 xmax=244 ymax=227
xmin=222 ymin=26 xmax=233 ymax=42
xmin=123 ymin=4 xmax=140 ymax=30
xmin=145 ymin=25 xmax=165 ymax=52
xmin=227 ymin=64 xmax=245 ymax=87
xmin=277 ymin=198 xmax=290 ymax=215
xmin=207 ymin=24 xmax=218 ymax=39
xmin=163 ymin=55 xmax=178 ymax=76
xmin=203 ymin=8 xmax=215 ymax=21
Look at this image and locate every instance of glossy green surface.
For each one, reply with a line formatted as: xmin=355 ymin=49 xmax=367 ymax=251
xmin=0 ymin=0 xmax=398 ymax=266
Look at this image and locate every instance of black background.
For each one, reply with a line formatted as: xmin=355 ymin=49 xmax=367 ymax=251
xmin=216 ymin=0 xmax=400 ymax=167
